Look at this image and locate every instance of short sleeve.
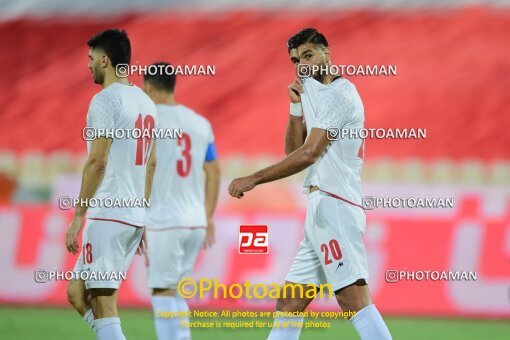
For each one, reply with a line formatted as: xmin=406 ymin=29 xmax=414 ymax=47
xmin=206 ymin=120 xmax=214 ymax=144
xmin=87 ymin=91 xmax=121 ymax=130
xmin=313 ymin=87 xmax=350 ymax=130
xmin=205 ymin=142 xmax=218 ymax=162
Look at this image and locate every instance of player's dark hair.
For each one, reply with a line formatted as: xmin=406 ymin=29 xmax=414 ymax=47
xmin=143 ymin=62 xmax=177 ymax=93
xmin=87 ymin=29 xmax=131 ymax=67
xmin=287 ymin=28 xmax=328 ymax=53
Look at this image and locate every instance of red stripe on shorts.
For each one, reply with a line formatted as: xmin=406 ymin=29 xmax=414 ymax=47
xmin=88 ymin=218 xmax=144 ymax=228
xmin=318 ymin=189 xmax=365 ymax=211
xmin=145 ymin=226 xmax=207 ymax=231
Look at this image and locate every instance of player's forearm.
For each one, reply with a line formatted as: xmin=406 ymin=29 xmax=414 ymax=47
xmin=205 ymin=168 xmax=220 ymax=219
xmin=145 ymin=164 xmax=156 ymax=201
xmin=253 ymin=146 xmax=316 ymax=186
xmin=204 ymin=161 xmax=221 ymax=219
xmin=74 ymin=158 xmax=107 ymax=217
xmin=285 ymin=116 xmax=306 ymax=155
xmin=145 ymin=145 xmax=157 ymax=200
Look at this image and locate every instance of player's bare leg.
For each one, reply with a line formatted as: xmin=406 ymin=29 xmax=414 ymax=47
xmin=153 ymin=288 xmax=176 ymax=297
xmin=334 ymin=279 xmax=372 ymax=313
xmin=151 ymin=288 xmax=188 ymax=340
xmin=67 ymin=279 xmax=90 ymax=315
xmin=67 ymin=279 xmax=95 ymax=331
xmin=90 ymin=288 xmax=118 ymax=318
xmin=90 ymin=288 xmax=125 ymax=340
xmin=275 ymin=282 xmax=315 ymax=312
xmin=267 ymin=282 xmax=315 ymax=340
xmin=336 ymin=279 xmax=392 ymax=339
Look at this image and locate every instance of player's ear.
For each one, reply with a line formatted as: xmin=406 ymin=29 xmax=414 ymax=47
xmin=100 ymin=54 xmax=109 ymax=69
xmin=141 ymin=81 xmax=151 ymax=94
xmin=323 ymin=47 xmax=331 ymax=63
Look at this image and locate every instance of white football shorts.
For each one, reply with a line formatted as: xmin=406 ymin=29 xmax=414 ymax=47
xmin=74 ymin=218 xmax=143 ymax=289
xmin=286 ymin=190 xmax=369 ymax=292
xmin=146 ymin=228 xmax=206 ymax=289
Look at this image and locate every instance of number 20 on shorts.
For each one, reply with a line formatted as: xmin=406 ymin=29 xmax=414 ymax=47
xmin=321 ymin=239 xmax=342 ymax=265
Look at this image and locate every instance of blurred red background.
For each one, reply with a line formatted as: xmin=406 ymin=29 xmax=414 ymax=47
xmin=0 ymin=5 xmax=508 ymax=319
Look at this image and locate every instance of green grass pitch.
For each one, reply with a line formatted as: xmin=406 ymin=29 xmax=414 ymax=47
xmin=0 ymin=306 xmax=509 ymax=339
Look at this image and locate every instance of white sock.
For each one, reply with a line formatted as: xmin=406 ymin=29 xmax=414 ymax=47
xmin=175 ymin=296 xmax=191 ymax=339
xmin=351 ymin=304 xmax=392 ymax=340
xmin=267 ymin=311 xmax=304 ymax=340
xmin=83 ymin=308 xmax=95 ymax=331
xmin=94 ymin=317 xmax=126 ymax=340
xmin=151 ymin=296 xmax=180 ymax=340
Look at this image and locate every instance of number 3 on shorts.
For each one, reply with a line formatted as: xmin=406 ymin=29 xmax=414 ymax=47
xmin=321 ymin=239 xmax=342 ymax=265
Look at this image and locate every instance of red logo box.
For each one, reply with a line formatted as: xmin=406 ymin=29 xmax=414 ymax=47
xmin=238 ymin=225 xmax=269 ymax=254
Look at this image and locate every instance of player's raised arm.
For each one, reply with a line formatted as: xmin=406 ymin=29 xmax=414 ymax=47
xmin=228 ymin=127 xmax=329 ymax=198
xmin=65 ymin=136 xmax=112 ymax=254
xmin=285 ymin=77 xmax=307 ymax=155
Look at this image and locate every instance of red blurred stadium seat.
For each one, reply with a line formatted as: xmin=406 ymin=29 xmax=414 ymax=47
xmin=0 ymin=9 xmax=508 ymax=161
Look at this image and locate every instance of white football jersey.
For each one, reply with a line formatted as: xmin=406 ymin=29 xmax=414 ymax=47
xmin=301 ymin=76 xmax=364 ymax=205
xmin=147 ymin=104 xmax=215 ymax=229
xmin=86 ymin=83 xmax=157 ymax=227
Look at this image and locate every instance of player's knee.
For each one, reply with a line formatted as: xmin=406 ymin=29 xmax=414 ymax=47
xmin=275 ymin=297 xmax=292 ymax=312
xmin=275 ymin=296 xmax=307 ymax=313
xmin=90 ymin=288 xmax=118 ymax=319
xmin=335 ymin=279 xmax=371 ymax=313
xmin=335 ymin=295 xmax=365 ymax=314
xmin=66 ymin=281 xmax=85 ymax=312
xmin=152 ymin=288 xmax=176 ymax=296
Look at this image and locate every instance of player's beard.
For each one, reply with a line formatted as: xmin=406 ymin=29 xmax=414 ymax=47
xmin=92 ymin=67 xmax=105 ymax=85
xmin=312 ymin=61 xmax=329 ymax=84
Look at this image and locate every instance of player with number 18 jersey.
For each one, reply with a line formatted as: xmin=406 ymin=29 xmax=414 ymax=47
xmin=75 ymin=82 xmax=157 ymax=289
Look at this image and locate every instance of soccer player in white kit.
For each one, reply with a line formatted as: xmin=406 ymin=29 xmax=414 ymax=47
xmin=228 ymin=28 xmax=392 ymax=339
xmin=65 ymin=29 xmax=158 ymax=340
xmin=142 ymin=62 xmax=221 ymax=340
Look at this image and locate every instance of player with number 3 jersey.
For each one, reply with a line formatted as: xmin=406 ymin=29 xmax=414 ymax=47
xmin=142 ymin=62 xmax=221 ymax=340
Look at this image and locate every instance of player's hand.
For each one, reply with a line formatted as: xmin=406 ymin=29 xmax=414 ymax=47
xmin=228 ymin=176 xmax=257 ymax=199
xmin=136 ymin=228 xmax=150 ymax=267
xmin=288 ymin=77 xmax=303 ymax=103
xmin=65 ymin=215 xmax=84 ymax=255
xmin=203 ymin=218 xmax=215 ymax=249
xmin=136 ymin=228 xmax=148 ymax=256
